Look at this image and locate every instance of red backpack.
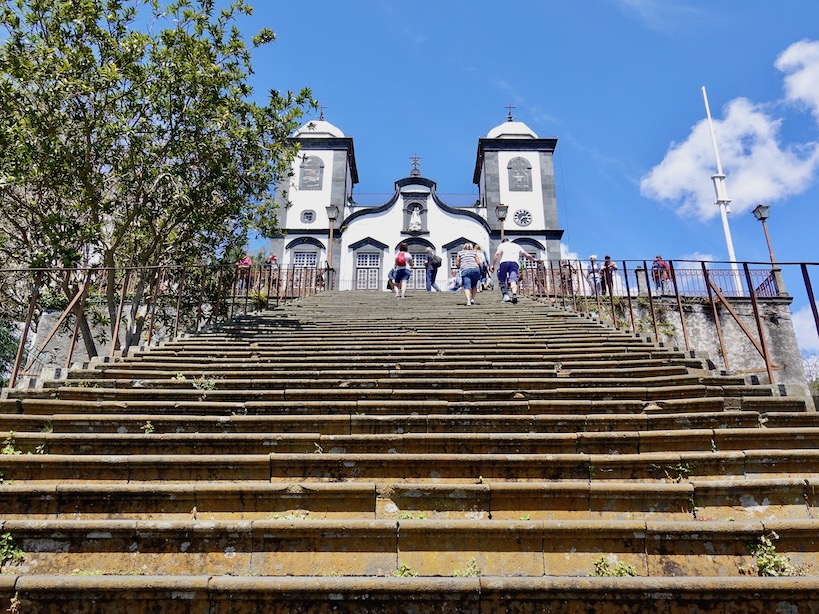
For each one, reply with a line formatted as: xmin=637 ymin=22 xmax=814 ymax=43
xmin=395 ymin=252 xmax=407 ymax=266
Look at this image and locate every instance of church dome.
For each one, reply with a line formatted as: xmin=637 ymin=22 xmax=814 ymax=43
xmin=486 ymin=120 xmax=538 ymax=139
xmin=294 ymin=119 xmax=345 ymax=138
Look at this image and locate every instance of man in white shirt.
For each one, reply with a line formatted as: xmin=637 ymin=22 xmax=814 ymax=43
xmin=490 ymin=239 xmax=538 ymax=304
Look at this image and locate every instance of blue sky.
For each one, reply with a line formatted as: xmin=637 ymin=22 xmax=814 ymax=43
xmin=234 ymin=0 xmax=819 ymax=349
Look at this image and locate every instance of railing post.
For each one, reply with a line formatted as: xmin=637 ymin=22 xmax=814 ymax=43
xmin=800 ymin=264 xmax=819 ymax=343
xmin=643 ymin=260 xmax=660 ymax=342
xmin=9 ymin=270 xmax=43 ymax=389
xmin=668 ymin=261 xmax=691 ymax=352
xmin=172 ymin=268 xmax=186 ymax=339
xmin=743 ymin=262 xmax=775 ymax=384
xmin=109 ymin=268 xmax=132 ymax=360
xmin=147 ymin=268 xmax=164 ymax=346
xmin=703 ymin=261 xmax=730 ymax=371
xmin=622 ymin=261 xmax=637 ymax=335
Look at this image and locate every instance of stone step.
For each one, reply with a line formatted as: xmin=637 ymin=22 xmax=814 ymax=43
xmin=1 ymin=518 xmax=817 ymax=578
xmin=1 ymin=479 xmax=815 ymax=523
xmin=5 ymin=427 xmax=819 ymax=456
xmin=4 ymin=575 xmax=819 ymax=613
xmin=3 ymin=450 xmax=819 ymax=484
xmin=0 ymin=395 xmax=775 ymax=417
xmin=8 ymin=383 xmax=770 ymax=404
xmin=0 ymin=409 xmax=764 ymax=435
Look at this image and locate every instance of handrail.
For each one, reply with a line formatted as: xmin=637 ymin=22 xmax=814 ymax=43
xmin=3 ymin=263 xmax=332 ymax=387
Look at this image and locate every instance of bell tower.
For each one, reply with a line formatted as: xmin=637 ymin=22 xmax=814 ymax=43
xmin=473 ymin=110 xmax=563 ymax=263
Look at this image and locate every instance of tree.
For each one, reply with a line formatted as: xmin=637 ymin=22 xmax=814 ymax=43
xmin=0 ymin=0 xmax=315 ymax=355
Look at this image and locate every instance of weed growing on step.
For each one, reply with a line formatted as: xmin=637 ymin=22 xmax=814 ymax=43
xmin=0 ymin=532 xmax=24 ymax=567
xmin=313 ymin=443 xmax=323 ymax=454
xmin=141 ymin=421 xmax=155 ymax=435
xmin=590 ymin=555 xmax=637 ymax=577
xmin=393 ymin=562 xmax=418 ymax=577
xmin=171 ymin=373 xmax=187 ymax=382
xmin=192 ymin=375 xmax=217 ymax=391
xmin=519 ymin=513 xmax=531 ymax=520
xmin=648 ymin=462 xmax=692 ymax=483
xmin=7 ymin=591 xmax=21 ymax=614
xmin=40 ymin=421 xmax=53 ymax=434
xmin=398 ymin=512 xmax=427 ymax=520
xmin=741 ymin=532 xmax=801 ymax=577
xmin=1 ymin=433 xmax=21 ymax=455
xmin=453 ymin=559 xmax=481 ymax=577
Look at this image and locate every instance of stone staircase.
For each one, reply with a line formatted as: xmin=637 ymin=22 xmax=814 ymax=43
xmin=1 ymin=290 xmax=818 ymax=612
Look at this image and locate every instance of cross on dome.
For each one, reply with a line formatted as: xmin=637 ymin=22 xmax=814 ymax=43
xmin=505 ymin=104 xmax=516 ymax=122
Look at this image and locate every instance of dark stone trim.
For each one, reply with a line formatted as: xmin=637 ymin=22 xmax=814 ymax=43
xmin=443 ymin=237 xmax=481 ymax=251
xmin=397 ymin=237 xmax=436 ymax=251
xmin=289 ymin=136 xmax=359 ymax=184
xmin=285 ymin=236 xmax=325 ymax=250
xmin=342 ymin=193 xmax=400 ymax=225
xmin=349 ymin=237 xmax=389 ymax=251
xmin=473 ymin=137 xmax=558 ymax=184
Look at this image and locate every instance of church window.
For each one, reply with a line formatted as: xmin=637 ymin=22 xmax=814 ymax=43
xmin=507 ymin=157 xmax=532 ymax=192
xmin=293 ymin=251 xmax=318 ymax=268
xmin=355 ymin=252 xmax=380 ymax=290
xmin=301 ymin=210 xmax=316 ymax=224
xmin=299 ymin=156 xmax=324 ymax=190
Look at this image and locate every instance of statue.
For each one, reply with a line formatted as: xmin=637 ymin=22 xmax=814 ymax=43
xmin=409 ymin=206 xmax=422 ymax=232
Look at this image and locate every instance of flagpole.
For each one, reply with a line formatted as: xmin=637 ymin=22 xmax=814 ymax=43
xmin=702 ymin=86 xmax=742 ymax=295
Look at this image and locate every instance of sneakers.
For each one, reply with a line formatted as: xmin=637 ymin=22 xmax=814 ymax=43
xmin=511 ymin=294 xmax=518 ymax=304
xmin=469 ymin=300 xmax=475 ymax=306
xmin=502 ymin=294 xmax=511 ymax=303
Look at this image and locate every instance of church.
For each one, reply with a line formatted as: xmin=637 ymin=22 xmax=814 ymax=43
xmin=271 ymin=114 xmax=564 ymax=291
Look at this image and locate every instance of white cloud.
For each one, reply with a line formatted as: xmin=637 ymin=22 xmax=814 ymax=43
xmin=776 ymin=39 xmax=819 ymax=122
xmin=793 ymin=302 xmax=819 ymax=352
xmin=641 ymin=96 xmax=819 ymax=221
xmin=681 ymin=251 xmax=715 ymax=263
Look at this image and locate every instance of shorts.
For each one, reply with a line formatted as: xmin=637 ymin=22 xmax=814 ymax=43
xmin=497 ymin=262 xmax=519 ymax=285
xmin=394 ymin=268 xmax=411 ymax=283
xmin=460 ymin=267 xmax=481 ymax=290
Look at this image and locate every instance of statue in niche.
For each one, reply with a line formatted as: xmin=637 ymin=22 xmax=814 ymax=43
xmin=508 ymin=157 xmax=532 ymax=191
xmin=408 ymin=205 xmax=423 ymax=232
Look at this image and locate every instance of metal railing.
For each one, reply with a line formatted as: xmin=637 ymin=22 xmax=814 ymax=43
xmin=4 ymin=263 xmax=334 ymax=387
xmin=515 ymin=258 xmax=819 ymax=386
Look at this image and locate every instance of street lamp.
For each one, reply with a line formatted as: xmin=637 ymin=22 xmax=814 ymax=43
xmin=496 ymin=203 xmax=508 ymax=241
xmin=326 ymin=204 xmax=339 ymax=269
xmin=752 ymin=204 xmax=776 ymax=265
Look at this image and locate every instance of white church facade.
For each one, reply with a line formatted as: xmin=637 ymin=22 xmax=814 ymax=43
xmin=270 ymin=116 xmax=564 ymax=290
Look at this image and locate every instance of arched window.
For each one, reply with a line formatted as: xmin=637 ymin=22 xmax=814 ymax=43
xmin=507 ymin=157 xmax=532 ymax=192
xmin=299 ymin=156 xmax=324 ymax=190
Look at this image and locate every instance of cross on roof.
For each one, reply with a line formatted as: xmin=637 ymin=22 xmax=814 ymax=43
xmin=505 ymin=104 xmax=515 ymax=121
xmin=410 ymin=155 xmax=421 ymax=170
xmin=318 ymin=104 xmax=327 ymax=121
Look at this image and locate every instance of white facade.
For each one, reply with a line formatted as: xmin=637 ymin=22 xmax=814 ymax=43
xmin=272 ymin=117 xmax=563 ymax=290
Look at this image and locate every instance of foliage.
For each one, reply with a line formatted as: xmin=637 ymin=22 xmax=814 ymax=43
xmin=743 ymin=532 xmax=799 ymax=577
xmin=453 ymin=559 xmax=481 ymax=577
xmin=141 ymin=420 xmax=155 ymax=434
xmin=192 ymin=375 xmax=216 ymax=391
xmin=802 ymin=350 xmax=819 ymax=393
xmin=591 ymin=555 xmax=637 ymax=577
xmin=393 ymin=562 xmax=418 ymax=577
xmin=0 ymin=531 xmax=25 ymax=567
xmin=0 ymin=0 xmax=315 ymax=355
xmin=0 ymin=318 xmax=18 ymax=387
xmin=1 ymin=432 xmax=21 ymax=455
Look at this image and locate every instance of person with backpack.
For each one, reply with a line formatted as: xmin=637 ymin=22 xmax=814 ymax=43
xmin=393 ymin=242 xmax=413 ymax=299
xmin=424 ymin=246 xmax=442 ymax=291
xmin=652 ymin=254 xmax=670 ymax=295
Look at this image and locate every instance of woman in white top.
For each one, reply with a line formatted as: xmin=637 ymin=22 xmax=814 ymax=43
xmin=455 ymin=242 xmax=483 ymax=306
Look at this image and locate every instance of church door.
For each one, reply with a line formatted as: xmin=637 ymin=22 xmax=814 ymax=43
xmin=407 ymin=253 xmax=426 ymax=290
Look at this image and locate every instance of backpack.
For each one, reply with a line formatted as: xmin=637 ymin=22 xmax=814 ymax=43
xmin=395 ymin=252 xmax=407 ymax=266
xmin=430 ymin=255 xmax=442 ymax=268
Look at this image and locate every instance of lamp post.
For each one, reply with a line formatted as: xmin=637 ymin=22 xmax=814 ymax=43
xmin=751 ymin=203 xmax=787 ymax=296
xmin=325 ymin=204 xmax=339 ymax=269
xmin=496 ymin=203 xmax=508 ymax=241
xmin=752 ymin=204 xmax=776 ymax=265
